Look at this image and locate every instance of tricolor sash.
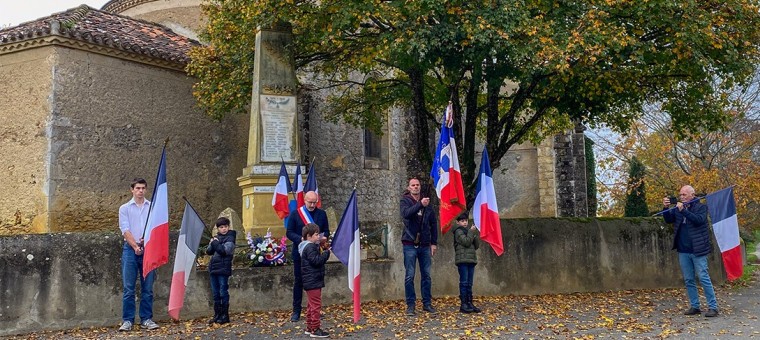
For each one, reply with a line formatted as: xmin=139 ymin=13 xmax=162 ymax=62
xmin=298 ymin=206 xmax=314 ymax=225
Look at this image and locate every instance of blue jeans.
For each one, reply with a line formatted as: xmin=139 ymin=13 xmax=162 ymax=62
xmin=678 ymin=252 xmax=718 ymax=310
xmin=210 ymin=274 xmax=230 ymax=305
xmin=122 ymin=243 xmax=155 ymax=322
xmin=457 ymin=264 xmax=475 ymax=297
xmin=403 ymin=245 xmax=432 ymax=307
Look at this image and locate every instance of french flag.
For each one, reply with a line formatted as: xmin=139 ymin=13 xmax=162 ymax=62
xmin=168 ymin=200 xmax=206 ymax=320
xmin=706 ymin=187 xmax=743 ymax=281
xmin=430 ymin=102 xmax=466 ymax=234
xmin=294 ymin=161 xmax=305 ymax=208
xmin=304 ymin=161 xmax=322 ymax=208
xmin=143 ymin=147 xmax=170 ymax=278
xmin=272 ymin=161 xmax=292 ymax=219
xmin=473 ymin=147 xmax=504 ymax=256
xmin=331 ymin=190 xmax=361 ymax=323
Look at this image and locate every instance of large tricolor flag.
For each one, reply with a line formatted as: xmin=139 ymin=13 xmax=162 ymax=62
xmin=168 ymin=200 xmax=206 ymax=320
xmin=706 ymin=187 xmax=743 ymax=281
xmin=304 ymin=161 xmax=322 ymax=208
xmin=294 ymin=161 xmax=305 ymax=208
xmin=272 ymin=161 xmax=292 ymax=219
xmin=143 ymin=147 xmax=170 ymax=278
xmin=430 ymin=102 xmax=466 ymax=234
xmin=474 ymin=147 xmax=504 ymax=256
xmin=331 ymin=190 xmax=361 ymax=323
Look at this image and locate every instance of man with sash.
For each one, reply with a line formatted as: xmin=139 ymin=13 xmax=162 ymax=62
xmin=286 ymin=191 xmax=330 ymax=322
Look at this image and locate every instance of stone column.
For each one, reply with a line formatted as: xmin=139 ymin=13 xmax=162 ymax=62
xmin=238 ymin=24 xmax=300 ymax=238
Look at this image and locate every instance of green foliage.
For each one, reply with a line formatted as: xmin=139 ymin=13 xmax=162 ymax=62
xmin=189 ymin=0 xmax=760 ymax=201
xmin=624 ymin=156 xmax=649 ymax=217
xmin=585 ymin=135 xmax=597 ymax=217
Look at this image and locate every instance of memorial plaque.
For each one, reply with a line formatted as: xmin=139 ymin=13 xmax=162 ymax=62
xmin=260 ymin=94 xmax=297 ymax=162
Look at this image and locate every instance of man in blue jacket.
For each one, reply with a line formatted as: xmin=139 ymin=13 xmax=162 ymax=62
xmin=286 ymin=191 xmax=329 ymax=322
xmin=399 ymin=178 xmax=438 ymax=316
xmin=662 ymin=185 xmax=719 ymax=317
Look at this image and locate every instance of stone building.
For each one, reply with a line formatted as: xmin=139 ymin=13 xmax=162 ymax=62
xmin=0 ymin=1 xmax=588 ymax=236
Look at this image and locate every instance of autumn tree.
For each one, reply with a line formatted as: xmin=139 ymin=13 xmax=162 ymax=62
xmin=593 ymin=70 xmax=760 ymax=232
xmin=188 ymin=0 xmax=760 ymax=207
xmin=623 ymin=156 xmax=648 ymax=217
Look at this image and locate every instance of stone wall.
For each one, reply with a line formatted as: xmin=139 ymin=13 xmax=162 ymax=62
xmin=0 ymin=46 xmax=249 ymax=235
xmin=0 ymin=47 xmax=56 ymax=234
xmin=0 ymin=218 xmax=725 ymax=336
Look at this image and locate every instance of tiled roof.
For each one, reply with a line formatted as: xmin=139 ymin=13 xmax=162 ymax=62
xmin=0 ymin=5 xmax=200 ymax=65
xmin=101 ymin=0 xmax=158 ymax=14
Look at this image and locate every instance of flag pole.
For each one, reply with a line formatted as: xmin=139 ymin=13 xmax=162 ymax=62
xmin=141 ymin=137 xmax=170 ymax=240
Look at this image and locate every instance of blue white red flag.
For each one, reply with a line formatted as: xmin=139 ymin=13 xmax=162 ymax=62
xmin=430 ymin=102 xmax=466 ymax=234
xmin=332 ymin=190 xmax=361 ymax=323
xmin=143 ymin=147 xmax=170 ymax=278
xmin=294 ymin=161 xmax=305 ymax=208
xmin=474 ymin=147 xmax=504 ymax=256
xmin=272 ymin=160 xmax=292 ymax=219
xmin=706 ymin=187 xmax=743 ymax=281
xmin=168 ymin=200 xmax=205 ymax=320
xmin=304 ymin=161 xmax=321 ymax=208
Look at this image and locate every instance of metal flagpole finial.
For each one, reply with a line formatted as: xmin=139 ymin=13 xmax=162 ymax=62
xmin=163 ymin=137 xmax=170 ymax=147
xmin=353 ymin=180 xmax=358 ymax=191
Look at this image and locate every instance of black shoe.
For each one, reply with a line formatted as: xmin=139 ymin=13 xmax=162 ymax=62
xmin=405 ymin=306 xmax=415 ymax=316
xmin=705 ymin=309 xmax=719 ymax=317
xmin=422 ymin=305 xmax=437 ymax=314
xmin=467 ymin=295 xmax=482 ymax=313
xmin=684 ymin=307 xmax=701 ymax=315
xmin=310 ymin=328 xmax=329 ymax=338
xmin=290 ymin=311 xmax=300 ymax=322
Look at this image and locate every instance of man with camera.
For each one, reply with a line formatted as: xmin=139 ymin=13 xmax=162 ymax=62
xmin=662 ymin=185 xmax=719 ymax=317
xmin=399 ymin=178 xmax=439 ymax=316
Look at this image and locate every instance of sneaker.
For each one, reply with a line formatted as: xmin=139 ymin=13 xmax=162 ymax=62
xmin=304 ymin=329 xmax=313 ymax=335
xmin=705 ymin=309 xmax=719 ymax=317
xmin=310 ymin=328 xmax=329 ymax=338
xmin=423 ymin=305 xmax=437 ymax=314
xmin=118 ymin=320 xmax=132 ymax=332
xmin=140 ymin=319 xmax=159 ymax=330
xmin=405 ymin=306 xmax=415 ymax=316
xmin=684 ymin=307 xmax=701 ymax=316
xmin=290 ymin=311 xmax=300 ymax=322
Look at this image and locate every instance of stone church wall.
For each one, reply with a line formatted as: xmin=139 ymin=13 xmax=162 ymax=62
xmin=0 ymin=47 xmax=56 ymax=235
xmin=38 ymin=47 xmax=248 ymax=233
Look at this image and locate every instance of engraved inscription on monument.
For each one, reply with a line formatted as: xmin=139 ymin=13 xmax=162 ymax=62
xmin=260 ymin=94 xmax=297 ymax=162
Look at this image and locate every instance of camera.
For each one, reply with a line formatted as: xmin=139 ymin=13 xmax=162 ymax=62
xmin=669 ymin=196 xmax=678 ymax=205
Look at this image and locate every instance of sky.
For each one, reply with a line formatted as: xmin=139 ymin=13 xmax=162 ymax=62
xmin=0 ymin=1 xmax=110 ymax=27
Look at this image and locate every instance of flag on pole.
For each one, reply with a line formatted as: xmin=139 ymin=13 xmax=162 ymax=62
xmin=168 ymin=200 xmax=206 ymax=320
xmin=143 ymin=147 xmax=170 ymax=278
xmin=430 ymin=102 xmax=466 ymax=234
xmin=331 ymin=190 xmax=361 ymax=323
xmin=474 ymin=147 xmax=504 ymax=256
xmin=706 ymin=187 xmax=743 ymax=281
xmin=304 ymin=161 xmax=322 ymax=208
xmin=272 ymin=161 xmax=292 ymax=219
xmin=294 ymin=161 xmax=305 ymax=208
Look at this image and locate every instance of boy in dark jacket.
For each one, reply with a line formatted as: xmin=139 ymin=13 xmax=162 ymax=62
xmin=298 ymin=223 xmax=331 ymax=338
xmin=206 ymin=217 xmax=236 ymax=324
xmin=453 ymin=212 xmax=481 ymax=313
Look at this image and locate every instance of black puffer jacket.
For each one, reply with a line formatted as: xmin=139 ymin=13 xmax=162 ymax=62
xmin=299 ymin=242 xmax=330 ymax=291
xmin=206 ymin=230 xmax=237 ymax=276
xmin=663 ymin=201 xmax=712 ymax=256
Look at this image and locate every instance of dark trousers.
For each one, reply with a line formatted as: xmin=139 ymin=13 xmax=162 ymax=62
xmin=457 ymin=263 xmax=476 ymax=297
xmin=293 ymin=256 xmax=303 ymax=313
xmin=210 ymin=274 xmax=230 ymax=305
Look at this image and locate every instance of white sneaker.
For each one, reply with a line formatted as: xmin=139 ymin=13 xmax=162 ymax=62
xmin=140 ymin=319 xmax=159 ymax=330
xmin=118 ymin=320 xmax=132 ymax=332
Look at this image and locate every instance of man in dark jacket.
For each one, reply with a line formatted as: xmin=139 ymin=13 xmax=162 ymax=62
xmin=662 ymin=185 xmax=719 ymax=317
xmin=286 ymin=191 xmax=330 ymax=322
xmin=399 ymin=178 xmax=438 ymax=316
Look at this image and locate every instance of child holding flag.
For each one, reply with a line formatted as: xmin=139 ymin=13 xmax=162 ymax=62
xmin=453 ymin=212 xmax=481 ymax=313
xmin=298 ymin=223 xmax=331 ymax=338
xmin=206 ymin=217 xmax=236 ymax=324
